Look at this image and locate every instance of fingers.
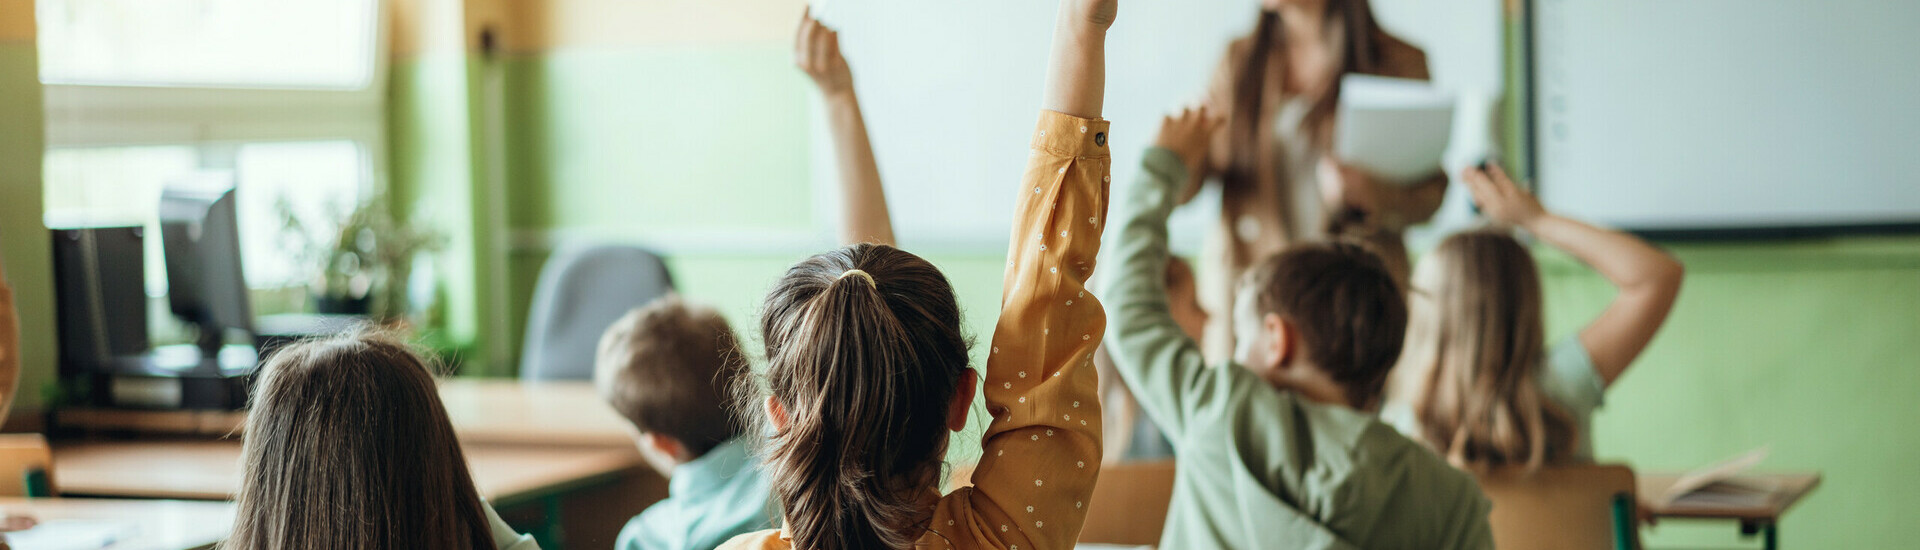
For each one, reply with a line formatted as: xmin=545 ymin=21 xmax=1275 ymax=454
xmin=795 ymin=11 xmax=819 ymax=69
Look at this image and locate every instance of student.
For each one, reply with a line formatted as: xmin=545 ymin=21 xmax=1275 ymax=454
xmin=1102 ymin=108 xmax=1492 ymax=549
xmin=720 ymin=0 xmax=1118 ymax=547
xmin=226 ymin=329 xmax=539 ymax=550
xmin=594 ymin=295 xmax=773 ymax=550
xmin=1384 ymin=164 xmax=1684 ymax=469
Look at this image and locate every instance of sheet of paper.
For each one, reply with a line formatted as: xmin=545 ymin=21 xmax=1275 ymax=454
xmin=4 ymin=520 xmax=136 ymax=550
xmin=1660 ymin=446 xmax=1771 ymax=506
xmin=1334 ymin=74 xmax=1456 ymax=185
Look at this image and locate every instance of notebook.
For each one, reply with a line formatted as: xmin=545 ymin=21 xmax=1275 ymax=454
xmin=1334 ymin=74 xmax=1456 ymax=185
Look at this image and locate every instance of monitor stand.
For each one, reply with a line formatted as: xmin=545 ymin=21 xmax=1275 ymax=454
xmin=93 ymin=344 xmax=258 ymax=410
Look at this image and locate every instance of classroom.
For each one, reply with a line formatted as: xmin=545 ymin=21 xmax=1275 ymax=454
xmin=0 ymin=0 xmax=1916 ymax=548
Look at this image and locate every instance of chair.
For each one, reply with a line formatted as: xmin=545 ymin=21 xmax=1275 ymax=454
xmin=519 ymin=244 xmax=674 ymax=381
xmin=0 ymin=434 xmax=55 ymax=497
xmin=946 ymin=459 xmax=1176 ymax=546
xmin=1077 ymin=459 xmax=1177 ymax=546
xmin=1474 ymin=463 xmax=1641 ymax=550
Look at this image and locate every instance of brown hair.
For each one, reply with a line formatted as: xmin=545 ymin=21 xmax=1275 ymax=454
xmin=1245 ymin=240 xmax=1408 ymax=409
xmin=743 ymin=243 xmax=970 ymax=550
xmin=1402 ymin=229 xmax=1576 ymax=470
xmin=1221 ymin=1 xmax=1388 ymax=240
xmin=227 ymin=327 xmax=493 ymax=550
xmin=595 ymin=294 xmax=748 ymax=456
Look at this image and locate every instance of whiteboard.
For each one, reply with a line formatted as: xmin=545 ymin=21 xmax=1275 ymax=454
xmin=808 ymin=0 xmax=1262 ymax=252
xmin=1530 ymin=0 xmax=1920 ymax=233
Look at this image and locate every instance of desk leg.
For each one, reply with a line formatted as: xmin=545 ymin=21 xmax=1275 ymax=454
xmin=532 ymin=495 xmax=564 ymax=549
xmin=1763 ymin=524 xmax=1777 ymax=550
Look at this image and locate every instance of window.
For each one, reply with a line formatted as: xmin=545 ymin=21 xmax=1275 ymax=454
xmin=38 ymin=0 xmax=386 ymax=317
xmin=36 ymin=0 xmax=380 ymax=89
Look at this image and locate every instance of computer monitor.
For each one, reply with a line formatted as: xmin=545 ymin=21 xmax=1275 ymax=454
xmin=159 ymin=178 xmax=255 ymax=360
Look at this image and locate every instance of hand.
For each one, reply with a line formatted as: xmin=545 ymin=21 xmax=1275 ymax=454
xmin=1153 ymin=106 xmax=1222 ymax=204
xmin=1317 ymin=157 xmax=1383 ymax=217
xmin=794 ymin=8 xmax=852 ymax=97
xmin=1461 ymin=162 xmax=1547 ymax=227
xmin=1065 ymin=0 xmax=1119 ymax=33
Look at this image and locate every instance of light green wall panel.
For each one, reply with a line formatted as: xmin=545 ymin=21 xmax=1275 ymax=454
xmin=0 ymin=43 xmax=55 ymax=414
xmin=504 ymin=47 xmax=812 ymax=234
xmin=1543 ymin=238 xmax=1920 ymax=548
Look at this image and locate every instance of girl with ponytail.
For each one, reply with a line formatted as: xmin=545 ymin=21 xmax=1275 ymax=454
xmin=721 ymin=1 xmax=1119 ymax=548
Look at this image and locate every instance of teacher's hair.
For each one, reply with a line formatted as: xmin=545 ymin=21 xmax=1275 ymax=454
xmin=226 ymin=327 xmax=495 ymax=550
xmin=1401 ymin=229 xmax=1577 ymax=471
xmin=1221 ymin=1 xmax=1390 ymax=244
xmin=741 ymin=243 xmax=972 ymax=550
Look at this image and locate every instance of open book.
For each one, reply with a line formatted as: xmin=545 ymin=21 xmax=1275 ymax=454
xmin=1657 ymin=446 xmax=1780 ymax=509
xmin=2 ymin=520 xmax=137 ymax=550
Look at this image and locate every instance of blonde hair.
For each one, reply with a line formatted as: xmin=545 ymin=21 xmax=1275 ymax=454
xmin=227 ymin=327 xmax=493 ymax=550
xmin=1402 ymin=229 xmax=1575 ymax=471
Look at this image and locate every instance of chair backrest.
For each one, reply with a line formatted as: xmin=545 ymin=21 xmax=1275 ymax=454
xmin=1474 ymin=463 xmax=1640 ymax=550
xmin=1078 ymin=459 xmax=1176 ymax=546
xmin=0 ymin=434 xmax=54 ymax=497
xmin=519 ymin=244 xmax=674 ymax=381
xmin=945 ymin=459 xmax=1175 ymax=546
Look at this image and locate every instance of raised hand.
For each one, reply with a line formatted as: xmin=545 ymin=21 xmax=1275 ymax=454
xmin=1073 ymin=0 xmax=1119 ymax=31
xmin=1154 ymin=107 xmax=1223 ymax=204
xmin=794 ymin=8 xmax=852 ymax=97
xmin=1459 ymin=163 xmax=1546 ymax=228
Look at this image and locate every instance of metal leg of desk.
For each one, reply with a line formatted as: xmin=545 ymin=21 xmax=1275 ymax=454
xmin=1740 ymin=519 xmax=1778 ymax=550
xmin=532 ymin=495 xmax=564 ymax=549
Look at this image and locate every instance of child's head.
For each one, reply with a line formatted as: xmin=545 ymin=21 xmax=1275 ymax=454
xmin=1401 ymin=229 xmax=1574 ymax=469
xmin=230 ymin=328 xmax=492 ymax=550
xmin=1231 ymin=240 xmax=1407 ymax=410
xmin=595 ymin=294 xmax=749 ymax=475
xmin=746 ymin=243 xmax=974 ymax=550
xmin=1165 ymin=255 xmax=1208 ymax=342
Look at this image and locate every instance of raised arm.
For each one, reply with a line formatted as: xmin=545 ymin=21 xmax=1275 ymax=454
xmin=961 ymin=2 xmax=1115 ymax=548
xmin=1101 ymin=108 xmax=1222 ymax=442
xmin=796 ymin=10 xmax=894 ymax=247
xmin=1463 ymin=164 xmax=1684 ymax=386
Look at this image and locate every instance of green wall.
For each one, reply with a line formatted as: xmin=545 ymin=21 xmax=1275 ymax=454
xmin=455 ymin=33 xmax=1920 ymax=549
xmin=0 ymin=31 xmax=57 ymax=415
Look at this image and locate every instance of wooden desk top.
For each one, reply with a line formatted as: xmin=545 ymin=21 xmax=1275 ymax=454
xmin=50 ymin=439 xmax=646 ymax=505
xmin=436 ymin=379 xmax=636 ymax=447
xmin=54 ymin=380 xmax=637 ymax=448
xmin=1637 ymin=472 xmax=1822 ymax=522
xmin=0 ymin=497 xmax=233 ymax=550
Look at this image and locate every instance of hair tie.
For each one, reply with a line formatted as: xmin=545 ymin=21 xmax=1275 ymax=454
xmin=839 ymin=269 xmax=877 ymax=289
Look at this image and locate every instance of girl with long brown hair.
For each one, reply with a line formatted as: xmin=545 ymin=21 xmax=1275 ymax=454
xmin=720 ymin=1 xmax=1118 ymax=548
xmin=1385 ymin=164 xmax=1685 ymax=470
xmin=226 ymin=328 xmax=539 ymax=550
xmin=1188 ymin=0 xmax=1448 ymax=360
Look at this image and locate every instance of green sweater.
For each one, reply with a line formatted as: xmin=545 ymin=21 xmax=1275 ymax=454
xmin=1101 ymin=147 xmax=1494 ymax=550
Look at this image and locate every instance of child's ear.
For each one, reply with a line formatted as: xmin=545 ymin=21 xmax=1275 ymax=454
xmin=642 ymin=432 xmax=691 ymax=462
xmin=763 ymin=396 xmax=791 ymax=431
xmin=1264 ymin=313 xmax=1293 ymax=370
xmin=947 ymin=369 xmax=979 ymax=432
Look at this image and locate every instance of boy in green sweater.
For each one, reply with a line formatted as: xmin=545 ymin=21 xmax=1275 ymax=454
xmin=1101 ymin=108 xmax=1493 ymax=549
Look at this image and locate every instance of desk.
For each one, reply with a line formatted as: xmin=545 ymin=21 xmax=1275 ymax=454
xmin=0 ymin=498 xmax=233 ymax=550
xmin=53 ymin=380 xmax=636 ymax=448
xmin=49 ymin=439 xmax=643 ymax=504
xmin=1638 ymin=473 xmax=1821 ymax=550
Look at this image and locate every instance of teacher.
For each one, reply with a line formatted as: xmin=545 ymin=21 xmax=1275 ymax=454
xmin=1190 ymin=0 xmax=1447 ymax=360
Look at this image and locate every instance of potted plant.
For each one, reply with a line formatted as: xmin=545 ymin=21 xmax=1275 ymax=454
xmin=278 ymin=196 xmax=443 ymax=320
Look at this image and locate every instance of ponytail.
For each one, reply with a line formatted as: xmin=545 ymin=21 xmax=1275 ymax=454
xmin=747 ymin=244 xmax=970 ymax=550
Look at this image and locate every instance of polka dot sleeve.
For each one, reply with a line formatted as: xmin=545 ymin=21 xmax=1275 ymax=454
xmin=937 ymin=110 xmax=1111 ymax=550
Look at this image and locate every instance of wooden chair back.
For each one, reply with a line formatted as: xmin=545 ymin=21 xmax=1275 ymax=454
xmin=1475 ymin=463 xmax=1639 ymax=550
xmin=0 ymin=434 xmax=54 ymax=497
